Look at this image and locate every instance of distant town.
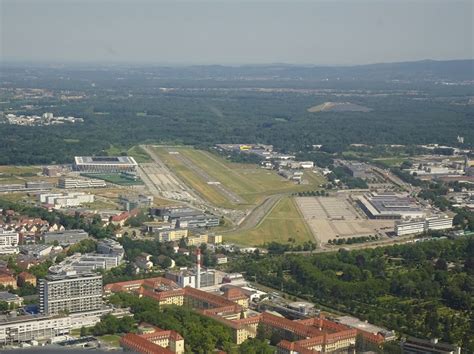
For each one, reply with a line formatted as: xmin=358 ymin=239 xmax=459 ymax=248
xmin=2 ymin=112 xmax=84 ymax=126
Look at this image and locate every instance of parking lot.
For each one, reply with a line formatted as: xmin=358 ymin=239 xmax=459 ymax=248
xmin=295 ymin=196 xmax=393 ymax=246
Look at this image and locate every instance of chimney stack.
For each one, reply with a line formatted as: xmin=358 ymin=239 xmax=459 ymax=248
xmin=196 ymin=248 xmax=201 ymax=289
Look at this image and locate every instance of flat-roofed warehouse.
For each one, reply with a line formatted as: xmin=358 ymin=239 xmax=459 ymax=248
xmin=73 ymin=156 xmax=137 ymax=174
xmin=356 ymin=192 xmax=425 ymax=220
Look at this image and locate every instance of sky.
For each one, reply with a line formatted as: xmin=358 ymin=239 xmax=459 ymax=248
xmin=1 ymin=0 xmax=472 ymax=65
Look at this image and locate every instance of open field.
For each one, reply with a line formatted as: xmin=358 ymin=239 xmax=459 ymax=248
xmin=0 ymin=166 xmax=41 ymax=184
xmin=224 ymin=197 xmax=313 ymax=246
xmin=152 ymin=146 xmax=325 ymax=209
xmin=127 ymin=145 xmax=152 ymax=163
xmin=307 ymin=102 xmax=371 ymax=113
xmin=295 ymin=195 xmax=394 ymax=246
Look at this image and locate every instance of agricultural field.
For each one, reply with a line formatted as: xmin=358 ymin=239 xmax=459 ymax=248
xmin=152 ymin=146 xmax=324 ymax=209
xmin=224 ymin=197 xmax=314 ymax=246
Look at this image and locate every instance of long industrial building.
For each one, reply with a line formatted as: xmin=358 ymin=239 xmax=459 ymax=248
xmin=356 ymin=192 xmax=425 ymax=220
xmin=73 ymin=156 xmax=138 ymax=174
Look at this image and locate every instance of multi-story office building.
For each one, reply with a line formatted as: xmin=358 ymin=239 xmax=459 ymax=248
xmin=39 ymin=273 xmax=103 ymax=315
xmin=151 ymin=207 xmax=220 ymax=229
xmin=425 ymin=216 xmax=453 ymax=231
xmin=43 ymin=229 xmax=89 ymax=245
xmin=395 ymin=216 xmax=453 ymax=236
xmin=58 ymin=177 xmax=106 ymax=189
xmin=48 ymin=253 xmax=122 ymax=275
xmin=157 ymin=229 xmax=188 ymax=243
xmin=97 ymin=238 xmax=125 ymax=261
xmin=0 ymin=314 xmax=71 ymax=345
xmin=119 ymin=194 xmax=153 ymax=211
xmin=395 ymin=219 xmax=426 ymax=236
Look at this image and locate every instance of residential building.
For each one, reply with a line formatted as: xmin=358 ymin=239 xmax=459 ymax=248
xmin=119 ymin=194 xmax=154 ymax=211
xmin=39 ymin=192 xmax=94 ymax=208
xmin=17 ymin=271 xmax=36 ymax=287
xmin=0 ymin=292 xmax=23 ymax=307
xmin=214 ymin=254 xmax=228 ymax=264
xmin=135 ymin=253 xmax=153 ymax=271
xmin=48 ymin=253 xmax=122 ymax=275
xmin=43 ymin=229 xmax=89 ymax=245
xmin=157 ymin=229 xmax=188 ymax=243
xmin=39 ymin=273 xmax=103 ymax=315
xmin=97 ymin=238 xmax=125 ymax=261
xmin=121 ymin=323 xmax=185 ymax=354
xmin=0 ymin=274 xmax=17 ymax=289
xmin=208 ymin=234 xmax=223 ymax=244
xmin=0 ymin=229 xmax=19 ymax=250
xmin=58 ymin=177 xmax=106 ymax=189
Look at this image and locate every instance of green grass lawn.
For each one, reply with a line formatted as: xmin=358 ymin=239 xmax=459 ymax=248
xmin=127 ymin=145 xmax=152 ymax=163
xmin=154 ymin=146 xmax=325 ymax=209
xmin=98 ymin=334 xmax=122 ymax=347
xmin=82 ymin=173 xmax=143 ymax=186
xmin=224 ymin=197 xmax=314 ymax=246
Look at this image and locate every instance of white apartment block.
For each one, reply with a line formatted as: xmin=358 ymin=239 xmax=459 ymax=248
xmin=38 ymin=192 xmax=94 ymax=208
xmin=0 ymin=229 xmax=19 ymax=255
xmin=39 ymin=273 xmax=103 ymax=315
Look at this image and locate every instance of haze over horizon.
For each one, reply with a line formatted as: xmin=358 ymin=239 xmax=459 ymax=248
xmin=1 ymin=0 xmax=473 ymax=66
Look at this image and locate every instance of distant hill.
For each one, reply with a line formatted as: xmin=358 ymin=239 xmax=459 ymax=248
xmin=308 ymin=102 xmax=372 ymax=113
xmin=4 ymin=59 xmax=472 ymax=83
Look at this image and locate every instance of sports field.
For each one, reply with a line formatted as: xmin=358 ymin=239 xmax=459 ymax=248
xmin=152 ymin=146 xmax=324 ymax=209
xmin=224 ymin=197 xmax=314 ymax=246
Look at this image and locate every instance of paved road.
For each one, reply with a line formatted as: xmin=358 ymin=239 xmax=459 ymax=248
xmin=221 ymin=194 xmax=284 ymax=234
xmin=285 ymin=233 xmax=419 ymax=255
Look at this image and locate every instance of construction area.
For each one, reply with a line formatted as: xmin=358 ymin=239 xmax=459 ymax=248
xmin=295 ymin=194 xmax=394 ymax=247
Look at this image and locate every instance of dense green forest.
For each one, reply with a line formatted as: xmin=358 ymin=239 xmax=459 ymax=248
xmin=0 ymin=64 xmax=472 ymax=164
xmin=228 ymin=238 xmax=474 ymax=351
